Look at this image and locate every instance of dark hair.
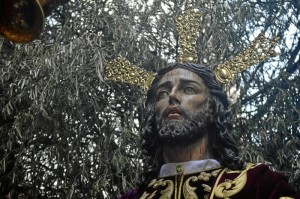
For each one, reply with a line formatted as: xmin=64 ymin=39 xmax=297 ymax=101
xmin=139 ymin=62 xmax=245 ymax=188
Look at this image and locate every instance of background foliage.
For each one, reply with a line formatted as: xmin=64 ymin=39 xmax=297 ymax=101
xmin=0 ymin=0 xmax=299 ymax=198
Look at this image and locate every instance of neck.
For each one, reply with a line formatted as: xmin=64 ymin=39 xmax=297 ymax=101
xmin=162 ymin=135 xmax=211 ymax=163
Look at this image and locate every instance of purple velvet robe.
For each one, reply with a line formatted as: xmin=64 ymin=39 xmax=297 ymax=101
xmin=119 ymin=163 xmax=298 ymax=199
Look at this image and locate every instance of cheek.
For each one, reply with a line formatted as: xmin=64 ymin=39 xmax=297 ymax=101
xmin=155 ymin=100 xmax=167 ymax=119
xmin=184 ymin=96 xmax=208 ymax=110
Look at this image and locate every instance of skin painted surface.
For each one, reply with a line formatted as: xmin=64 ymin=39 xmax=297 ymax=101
xmin=154 ymin=68 xmax=209 ymax=124
xmin=153 ymin=68 xmax=212 ymax=163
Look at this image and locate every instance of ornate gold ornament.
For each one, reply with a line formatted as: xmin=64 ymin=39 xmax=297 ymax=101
xmin=202 ymin=184 xmax=211 ymax=192
xmin=176 ymin=9 xmax=202 ymax=63
xmin=104 ymin=57 xmax=155 ymax=91
xmin=104 ymin=9 xmax=279 ymax=89
xmin=183 ymin=176 xmax=198 ymax=199
xmin=212 ymin=163 xmax=255 ymax=199
xmin=211 ymin=169 xmax=222 ymax=177
xmin=198 ymin=171 xmax=212 ymax=181
xmin=140 ymin=178 xmax=174 ymax=199
xmin=139 ymin=191 xmax=157 ymax=199
xmin=182 ymin=168 xmax=220 ymax=199
xmin=214 ymin=33 xmax=280 ymax=83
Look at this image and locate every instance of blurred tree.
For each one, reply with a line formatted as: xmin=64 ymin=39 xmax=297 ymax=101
xmin=0 ymin=0 xmax=299 ymax=198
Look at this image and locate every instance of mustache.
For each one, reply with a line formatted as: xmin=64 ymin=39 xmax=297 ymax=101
xmin=156 ymin=107 xmax=209 ymax=146
xmin=161 ymin=106 xmax=188 ymax=119
xmin=159 ymin=105 xmax=210 ymax=126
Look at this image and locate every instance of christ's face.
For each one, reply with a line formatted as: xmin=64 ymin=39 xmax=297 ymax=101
xmin=155 ymin=68 xmax=209 ymax=123
xmin=154 ymin=68 xmax=210 ymax=145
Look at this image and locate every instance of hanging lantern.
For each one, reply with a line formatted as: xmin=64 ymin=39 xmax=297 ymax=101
xmin=0 ymin=0 xmax=69 ymax=43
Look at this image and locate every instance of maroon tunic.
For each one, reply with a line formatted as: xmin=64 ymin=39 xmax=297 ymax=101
xmin=119 ymin=163 xmax=298 ymax=199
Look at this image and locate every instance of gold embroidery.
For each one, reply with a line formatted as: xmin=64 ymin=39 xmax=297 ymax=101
xmin=160 ymin=180 xmax=174 ymax=199
xmin=139 ymin=191 xmax=157 ymax=199
xmin=148 ymin=179 xmax=158 ymax=187
xmin=182 ymin=168 xmax=222 ymax=199
xmin=279 ymin=197 xmax=295 ymax=199
xmin=139 ymin=192 xmax=149 ymax=199
xmin=211 ymin=169 xmax=222 ymax=177
xmin=143 ymin=168 xmax=226 ymax=199
xmin=214 ymin=164 xmax=254 ymax=198
xmin=198 ymin=171 xmax=212 ymax=181
xmin=210 ymin=168 xmax=227 ymax=199
xmin=175 ymin=175 xmax=178 ymax=199
xmin=202 ymin=184 xmax=211 ymax=192
xmin=144 ymin=179 xmax=174 ymax=199
xmin=153 ymin=179 xmax=174 ymax=199
xmin=178 ymin=174 xmax=184 ymax=199
xmin=183 ymin=176 xmax=198 ymax=199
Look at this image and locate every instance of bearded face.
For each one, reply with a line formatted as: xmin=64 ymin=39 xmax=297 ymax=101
xmin=156 ymin=107 xmax=210 ymax=146
xmin=154 ymin=68 xmax=211 ymax=146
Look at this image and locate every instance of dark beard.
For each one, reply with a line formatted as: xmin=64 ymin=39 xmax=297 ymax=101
xmin=156 ymin=109 xmax=208 ymax=146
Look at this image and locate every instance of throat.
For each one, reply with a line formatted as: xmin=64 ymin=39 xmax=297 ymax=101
xmin=162 ymin=135 xmax=211 ymax=163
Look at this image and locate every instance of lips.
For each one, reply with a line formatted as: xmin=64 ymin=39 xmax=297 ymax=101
xmin=164 ymin=106 xmax=183 ymax=119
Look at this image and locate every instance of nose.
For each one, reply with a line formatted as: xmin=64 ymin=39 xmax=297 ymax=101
xmin=168 ymin=88 xmax=181 ymax=105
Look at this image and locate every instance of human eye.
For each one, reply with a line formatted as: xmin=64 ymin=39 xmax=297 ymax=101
xmin=156 ymin=90 xmax=169 ymax=100
xmin=184 ymin=86 xmax=196 ymax=94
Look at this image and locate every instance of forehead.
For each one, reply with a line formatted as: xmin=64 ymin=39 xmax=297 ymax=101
xmin=157 ymin=68 xmax=206 ymax=86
